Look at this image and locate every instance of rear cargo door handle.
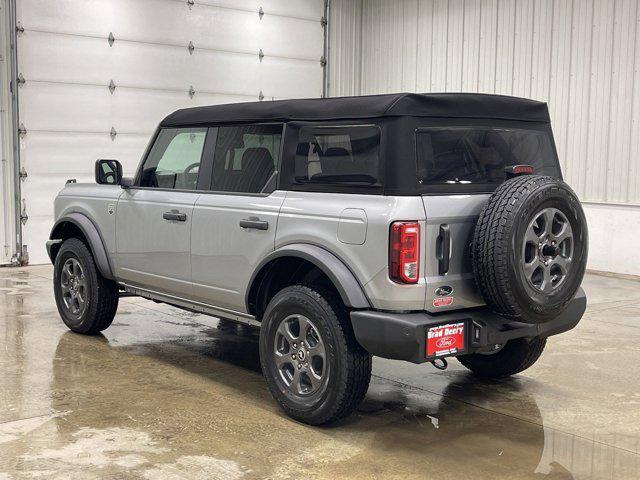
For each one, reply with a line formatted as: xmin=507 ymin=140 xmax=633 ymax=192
xmin=240 ymin=216 xmax=269 ymax=230
xmin=163 ymin=210 xmax=187 ymax=222
xmin=437 ymin=224 xmax=451 ymax=274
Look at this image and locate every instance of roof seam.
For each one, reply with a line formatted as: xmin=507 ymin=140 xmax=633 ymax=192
xmin=383 ymin=92 xmax=412 ymax=115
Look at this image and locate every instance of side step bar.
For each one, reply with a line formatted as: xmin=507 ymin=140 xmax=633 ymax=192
xmin=119 ymin=283 xmax=261 ymax=327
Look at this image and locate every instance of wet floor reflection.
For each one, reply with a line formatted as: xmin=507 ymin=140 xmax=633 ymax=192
xmin=0 ymin=267 xmax=639 ymax=479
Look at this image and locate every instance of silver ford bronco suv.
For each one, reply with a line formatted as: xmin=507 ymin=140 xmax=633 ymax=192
xmin=47 ymin=93 xmax=588 ymax=425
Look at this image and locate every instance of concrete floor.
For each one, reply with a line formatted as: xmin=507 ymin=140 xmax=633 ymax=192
xmin=0 ymin=267 xmax=639 ymax=480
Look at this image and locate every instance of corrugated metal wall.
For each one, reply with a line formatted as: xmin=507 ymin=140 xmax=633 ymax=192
xmin=328 ymin=0 xmax=640 ymax=205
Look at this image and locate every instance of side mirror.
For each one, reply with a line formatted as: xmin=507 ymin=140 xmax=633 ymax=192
xmin=95 ymin=159 xmax=123 ymax=185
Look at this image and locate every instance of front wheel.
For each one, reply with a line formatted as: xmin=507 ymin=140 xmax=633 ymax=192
xmin=259 ymin=285 xmax=371 ymax=425
xmin=457 ymin=337 xmax=547 ymax=378
xmin=53 ymin=238 xmax=119 ymax=335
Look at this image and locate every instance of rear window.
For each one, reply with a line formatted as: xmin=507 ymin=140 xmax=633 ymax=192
xmin=416 ymin=127 xmax=560 ymax=190
xmin=294 ymin=125 xmax=381 ymax=187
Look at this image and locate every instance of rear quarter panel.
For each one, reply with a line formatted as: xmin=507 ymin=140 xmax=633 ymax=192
xmin=276 ymin=191 xmax=427 ymax=311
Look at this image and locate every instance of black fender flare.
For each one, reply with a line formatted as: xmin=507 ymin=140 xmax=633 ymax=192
xmin=48 ymin=213 xmax=115 ymax=280
xmin=246 ymin=243 xmax=371 ymax=312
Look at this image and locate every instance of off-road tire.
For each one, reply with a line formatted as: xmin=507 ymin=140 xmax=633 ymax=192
xmin=259 ymin=285 xmax=372 ymax=425
xmin=53 ymin=238 xmax=119 ymax=334
xmin=472 ymin=175 xmax=588 ymax=324
xmin=458 ymin=337 xmax=547 ymax=378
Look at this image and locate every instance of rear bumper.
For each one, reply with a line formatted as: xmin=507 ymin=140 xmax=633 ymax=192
xmin=350 ymin=287 xmax=586 ymax=364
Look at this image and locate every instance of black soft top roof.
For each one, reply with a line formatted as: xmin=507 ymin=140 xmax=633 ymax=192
xmin=160 ymin=92 xmax=550 ymax=127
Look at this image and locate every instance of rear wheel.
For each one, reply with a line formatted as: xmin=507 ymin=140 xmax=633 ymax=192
xmin=457 ymin=337 xmax=547 ymax=378
xmin=259 ymin=285 xmax=371 ymax=425
xmin=53 ymin=238 xmax=119 ymax=334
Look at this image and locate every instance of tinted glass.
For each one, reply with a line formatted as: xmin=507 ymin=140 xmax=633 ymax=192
xmin=211 ymin=124 xmax=282 ymax=193
xmin=416 ymin=127 xmax=560 ymax=186
xmin=140 ymin=128 xmax=207 ymax=189
xmin=294 ymin=125 xmax=381 ymax=186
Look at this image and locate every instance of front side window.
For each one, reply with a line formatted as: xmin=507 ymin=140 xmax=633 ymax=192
xmin=294 ymin=125 xmax=381 ymax=187
xmin=416 ymin=127 xmax=560 ymax=189
xmin=211 ymin=124 xmax=282 ymax=193
xmin=139 ymin=128 xmax=207 ymax=189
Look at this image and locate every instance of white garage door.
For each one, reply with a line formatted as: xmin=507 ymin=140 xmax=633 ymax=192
xmin=15 ymin=0 xmax=325 ymax=264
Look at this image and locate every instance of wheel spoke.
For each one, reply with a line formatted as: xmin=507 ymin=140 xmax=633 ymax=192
xmin=76 ymin=289 xmax=85 ymax=306
xmin=290 ymin=367 xmax=302 ymax=394
xmin=298 ymin=315 xmax=311 ymax=343
xmin=542 ymin=266 xmax=553 ymax=293
xmin=274 ymin=351 xmax=290 ymax=368
xmin=526 ymin=226 xmax=542 ymax=244
xmin=307 ymin=341 xmax=325 ymax=360
xmin=543 ymin=209 xmax=556 ymax=236
xmin=553 ymin=255 xmax=571 ymax=274
xmin=277 ymin=320 xmax=297 ymax=343
xmin=64 ymin=262 xmax=74 ymax=278
xmin=307 ymin=370 xmax=322 ymax=391
xmin=552 ymin=222 xmax=573 ymax=245
xmin=523 ymin=258 xmax=541 ymax=281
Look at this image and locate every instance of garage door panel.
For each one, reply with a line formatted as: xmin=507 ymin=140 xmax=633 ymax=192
xmin=21 ymin=132 xmax=149 ymax=176
xmin=189 ymin=7 xmax=323 ymax=60
xmin=201 ymin=0 xmax=325 ymax=20
xmin=253 ymin=15 xmax=324 ymax=60
xmin=259 ymin=59 xmax=322 ymax=98
xmin=20 ymin=82 xmax=253 ymax=133
xmin=19 ymin=32 xmax=296 ymax=99
xmin=20 ymin=83 xmax=114 ymax=132
xmin=19 ymin=0 xmax=322 ymax=60
xmin=19 ymin=0 xmax=198 ymax=46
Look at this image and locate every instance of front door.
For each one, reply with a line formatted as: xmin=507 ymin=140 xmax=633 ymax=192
xmin=190 ymin=124 xmax=285 ymax=312
xmin=115 ymin=127 xmax=210 ymax=297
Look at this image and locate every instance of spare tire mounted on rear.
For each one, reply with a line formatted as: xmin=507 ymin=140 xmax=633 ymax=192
xmin=472 ymin=175 xmax=588 ymax=324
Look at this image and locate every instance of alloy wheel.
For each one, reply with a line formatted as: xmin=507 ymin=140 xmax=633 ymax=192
xmin=273 ymin=314 xmax=327 ymax=396
xmin=60 ymin=257 xmax=88 ymax=317
xmin=522 ymin=207 xmax=573 ymax=293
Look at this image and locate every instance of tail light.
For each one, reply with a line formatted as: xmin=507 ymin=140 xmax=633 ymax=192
xmin=389 ymin=221 xmax=420 ymax=284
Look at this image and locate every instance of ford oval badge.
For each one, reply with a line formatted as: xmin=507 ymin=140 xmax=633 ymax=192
xmin=435 ymin=286 xmax=453 ymax=296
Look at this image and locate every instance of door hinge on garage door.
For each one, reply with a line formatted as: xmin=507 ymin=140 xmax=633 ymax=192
xmin=20 ymin=199 xmax=28 ymax=225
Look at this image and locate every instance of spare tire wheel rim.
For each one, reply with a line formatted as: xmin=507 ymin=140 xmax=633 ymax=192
xmin=273 ymin=314 xmax=327 ymax=397
xmin=522 ymin=207 xmax=573 ymax=293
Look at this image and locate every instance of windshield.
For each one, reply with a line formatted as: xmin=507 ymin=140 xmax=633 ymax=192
xmin=416 ymin=127 xmax=561 ymax=189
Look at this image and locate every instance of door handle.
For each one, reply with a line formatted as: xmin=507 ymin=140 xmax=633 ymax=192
xmin=163 ymin=210 xmax=187 ymax=222
xmin=240 ymin=216 xmax=269 ymax=230
xmin=437 ymin=224 xmax=451 ymax=274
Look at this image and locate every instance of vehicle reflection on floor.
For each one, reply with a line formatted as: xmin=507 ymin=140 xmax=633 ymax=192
xmin=0 ymin=265 xmax=639 ymax=479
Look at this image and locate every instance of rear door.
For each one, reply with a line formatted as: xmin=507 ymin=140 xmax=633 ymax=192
xmin=115 ymin=127 xmax=210 ymax=297
xmin=417 ymin=125 xmax=562 ymax=312
xmin=190 ymin=124 xmax=285 ymax=313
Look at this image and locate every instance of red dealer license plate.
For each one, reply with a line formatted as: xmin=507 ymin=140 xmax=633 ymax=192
xmin=426 ymin=322 xmax=466 ymax=358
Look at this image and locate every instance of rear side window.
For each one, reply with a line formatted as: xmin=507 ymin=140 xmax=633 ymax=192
xmin=139 ymin=128 xmax=207 ymax=190
xmin=211 ymin=124 xmax=282 ymax=194
xmin=416 ymin=127 xmax=560 ymax=189
xmin=294 ymin=125 xmax=381 ymax=187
